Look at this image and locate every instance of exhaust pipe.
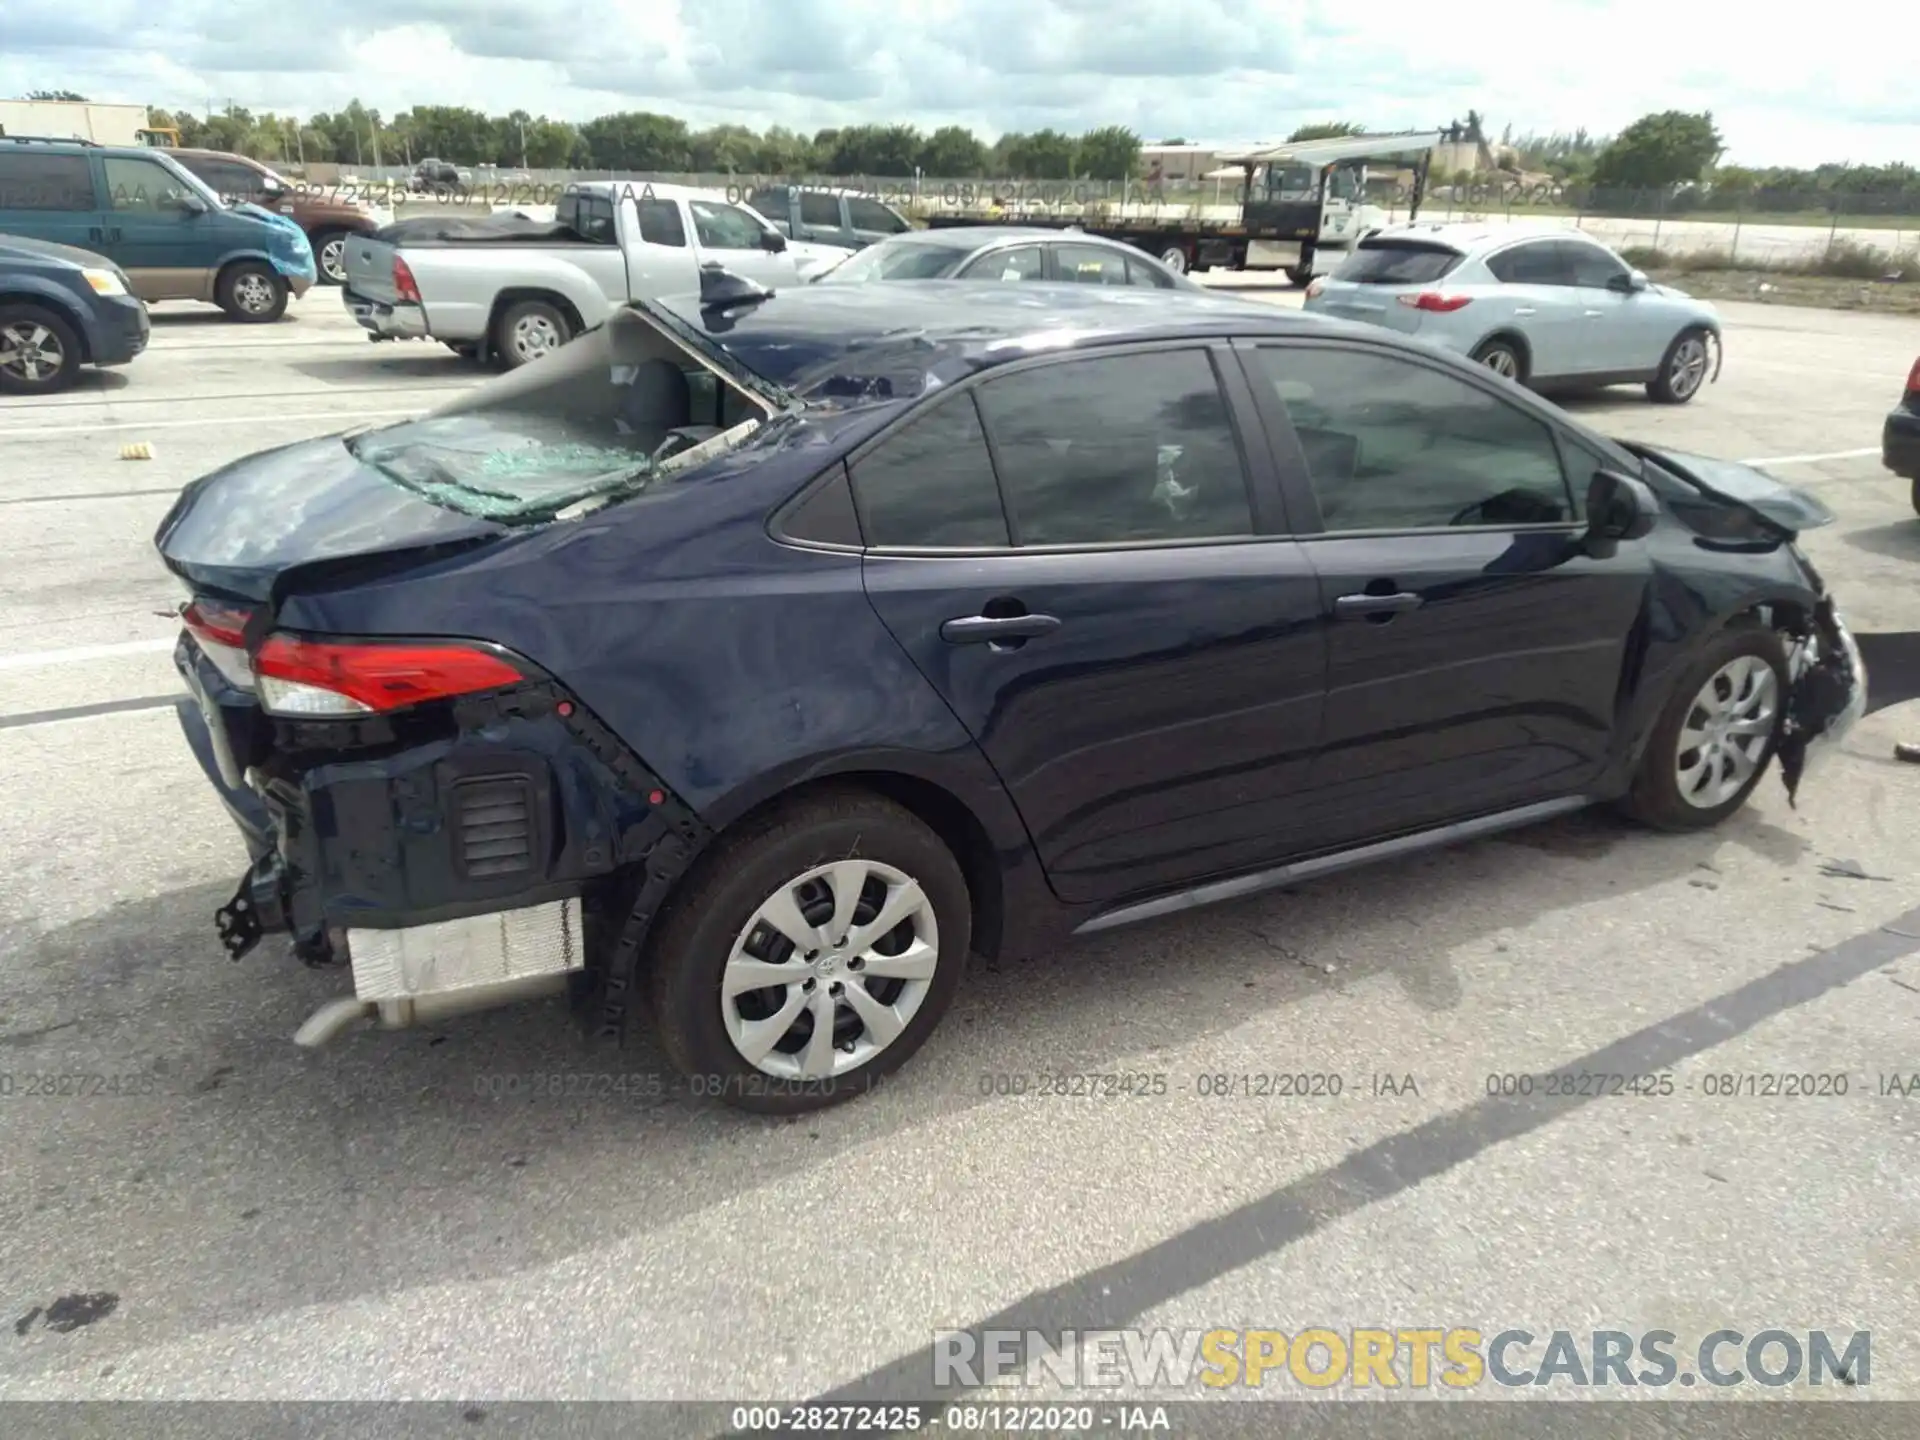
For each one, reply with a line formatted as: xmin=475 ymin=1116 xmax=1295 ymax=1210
xmin=291 ymin=974 xmax=569 ymax=1050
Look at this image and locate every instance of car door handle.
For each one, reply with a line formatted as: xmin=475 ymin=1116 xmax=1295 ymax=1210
xmin=1334 ymin=591 xmax=1423 ymax=617
xmin=940 ymin=613 xmax=1061 ymax=644
xmin=1512 ymin=306 xmax=1536 ymax=316
xmin=88 ymin=226 xmax=104 ymax=243
xmin=1584 ymin=309 xmax=1604 ymax=317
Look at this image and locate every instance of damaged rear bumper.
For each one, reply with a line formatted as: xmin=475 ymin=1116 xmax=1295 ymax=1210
xmin=174 ymin=634 xmax=710 ymax=1036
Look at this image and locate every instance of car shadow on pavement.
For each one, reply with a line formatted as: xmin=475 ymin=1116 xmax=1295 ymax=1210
xmin=1842 ymin=520 xmax=1920 ymax=564
xmin=40 ymin=368 xmax=131 ymax=396
xmin=290 ymin=352 xmax=475 ymax=385
xmin=0 ymin=799 xmax=1822 ymax=1369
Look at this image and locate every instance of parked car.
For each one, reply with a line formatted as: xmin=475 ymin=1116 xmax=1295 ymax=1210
xmin=1303 ymin=222 xmax=1723 ymax=403
xmin=342 ymin=181 xmax=852 ymax=367
xmin=409 ymin=159 xmax=471 ymax=192
xmin=157 ymin=280 xmax=1866 ymax=1113
xmin=745 ymin=184 xmax=913 ymax=250
xmin=0 ymin=233 xmax=149 ymax=394
xmin=1884 ymin=356 xmax=1920 ymax=515
xmin=0 ymin=135 xmax=316 ymax=322
xmin=812 ymin=225 xmax=1205 ymax=290
xmin=168 ymin=148 xmax=392 ymax=286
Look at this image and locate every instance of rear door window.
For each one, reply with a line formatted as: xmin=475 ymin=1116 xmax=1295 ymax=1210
xmin=1124 ymin=254 xmax=1177 ymax=288
xmin=637 ymin=198 xmax=686 ymax=247
xmin=848 ymin=394 xmax=1010 ymax=548
xmin=0 ymin=152 xmax=95 ymax=210
xmin=1485 ymin=241 xmax=1571 ymax=286
xmin=746 ymin=188 xmax=787 ymax=220
xmin=1334 ymin=242 xmax=1463 ymax=285
xmin=689 ymin=199 xmax=767 ymax=251
xmin=848 ymin=197 xmax=908 ymax=234
xmin=798 ymin=192 xmax=841 ymax=227
xmin=956 ymin=244 xmax=1043 ymax=281
xmin=1558 ymin=240 xmax=1629 ymax=289
xmin=1052 ymin=244 xmax=1131 ymax=286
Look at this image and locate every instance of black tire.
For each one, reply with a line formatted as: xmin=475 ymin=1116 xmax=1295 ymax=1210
xmin=647 ymin=789 xmax=971 ymax=1115
xmin=1908 ymin=474 xmax=1919 ymax=518
xmin=1621 ymin=622 xmax=1788 ymax=832
xmin=491 ymin=298 xmax=572 ymax=370
xmin=1647 ymin=325 xmax=1712 ymax=404
xmin=1470 ymin=335 xmax=1528 ymax=384
xmin=215 ymin=260 xmax=289 ymax=323
xmin=0 ymin=302 xmax=84 ymax=395
xmin=311 ymin=228 xmax=350 ymax=286
xmin=445 ymin=342 xmax=480 ymax=360
xmin=1285 ymin=265 xmax=1313 ymax=287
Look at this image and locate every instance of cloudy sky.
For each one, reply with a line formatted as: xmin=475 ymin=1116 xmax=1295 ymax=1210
xmin=4 ymin=0 xmax=1916 ymax=167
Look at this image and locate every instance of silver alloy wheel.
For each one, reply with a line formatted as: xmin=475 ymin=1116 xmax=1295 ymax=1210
xmin=1668 ymin=335 xmax=1709 ymax=398
xmin=317 ymin=235 xmax=347 ymax=284
xmin=1481 ymin=346 xmax=1519 ymax=378
xmin=721 ymin=858 xmax=940 ymax=1080
xmin=1158 ymin=245 xmax=1187 ymax=274
xmin=1676 ymin=654 xmax=1778 ymax=809
xmin=510 ymin=312 xmax=564 ymax=363
xmin=0 ymin=321 xmax=64 ymax=385
xmin=233 ymin=272 xmax=278 ymax=314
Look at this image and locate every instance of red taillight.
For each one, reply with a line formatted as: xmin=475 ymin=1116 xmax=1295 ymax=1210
xmin=393 ymin=255 xmax=422 ymax=304
xmin=183 ymin=598 xmax=257 ymax=691
xmin=252 ymin=635 xmax=525 ymax=716
xmin=1304 ymin=277 xmax=1327 ymax=300
xmin=183 ymin=599 xmax=252 ymax=650
xmin=1397 ymin=291 xmax=1473 ymax=312
xmin=1905 ymin=356 xmax=1920 ymax=396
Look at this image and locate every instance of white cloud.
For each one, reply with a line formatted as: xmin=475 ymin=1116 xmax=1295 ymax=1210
xmin=2 ymin=0 xmax=1915 ymax=165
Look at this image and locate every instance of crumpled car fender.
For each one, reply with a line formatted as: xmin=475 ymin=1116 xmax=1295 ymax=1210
xmin=1777 ymin=598 xmax=1868 ymax=806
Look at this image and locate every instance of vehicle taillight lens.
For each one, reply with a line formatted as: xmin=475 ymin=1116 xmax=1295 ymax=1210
xmin=1905 ymin=356 xmax=1920 ymax=396
xmin=1397 ymin=291 xmax=1473 ymax=312
xmin=393 ymin=255 xmax=422 ymax=304
xmin=1304 ymin=277 xmax=1327 ymax=300
xmin=252 ymin=635 xmax=526 ymax=717
xmin=183 ymin=598 xmax=257 ymax=691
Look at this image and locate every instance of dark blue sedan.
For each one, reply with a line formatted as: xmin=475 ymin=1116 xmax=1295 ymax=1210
xmin=156 ymin=275 xmax=1866 ymax=1112
xmin=0 ymin=235 xmax=150 ymax=394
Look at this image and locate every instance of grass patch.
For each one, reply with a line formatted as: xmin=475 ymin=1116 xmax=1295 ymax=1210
xmin=1618 ymin=238 xmax=1915 ymax=280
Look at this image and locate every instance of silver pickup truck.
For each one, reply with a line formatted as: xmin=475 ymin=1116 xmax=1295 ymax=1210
xmin=342 ymin=181 xmax=853 ymax=368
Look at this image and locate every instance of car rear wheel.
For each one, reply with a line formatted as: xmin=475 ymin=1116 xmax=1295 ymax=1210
xmin=648 ymin=789 xmax=970 ymax=1114
xmin=493 ymin=299 xmax=572 ymax=369
xmin=1622 ymin=623 xmax=1787 ymax=832
xmin=216 ymin=261 xmax=289 ymax=323
xmin=1648 ymin=326 xmax=1712 ymax=404
xmin=0 ymin=303 xmax=83 ymax=395
xmin=1471 ymin=336 xmax=1528 ymax=384
xmin=1157 ymin=244 xmax=1188 ymax=274
xmin=311 ymin=230 xmax=350 ymax=286
xmin=1912 ymin=475 xmax=1920 ymax=518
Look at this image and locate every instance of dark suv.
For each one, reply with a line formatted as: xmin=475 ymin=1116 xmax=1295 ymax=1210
xmin=156 ymin=280 xmax=1865 ymax=1113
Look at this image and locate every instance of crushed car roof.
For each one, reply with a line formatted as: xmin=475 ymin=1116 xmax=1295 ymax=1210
xmin=642 ymin=279 xmax=1337 ymax=401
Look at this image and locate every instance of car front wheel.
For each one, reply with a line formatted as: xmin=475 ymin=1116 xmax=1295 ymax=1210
xmin=0 ymin=303 xmax=83 ymax=395
xmin=1622 ymin=623 xmax=1787 ymax=831
xmin=1648 ymin=326 xmax=1712 ymax=404
xmin=216 ymin=261 xmax=289 ymax=323
xmin=648 ymin=789 xmax=970 ymax=1114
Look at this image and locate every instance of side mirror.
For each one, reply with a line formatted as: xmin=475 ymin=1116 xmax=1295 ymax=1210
xmin=760 ymin=228 xmax=788 ymax=252
xmin=1610 ymin=269 xmax=1649 ymax=293
xmin=167 ymin=191 xmax=208 ymax=215
xmin=1583 ymin=468 xmax=1656 ymax=556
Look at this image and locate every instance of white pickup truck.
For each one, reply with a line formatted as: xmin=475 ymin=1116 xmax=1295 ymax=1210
xmin=342 ymin=181 xmax=854 ymax=368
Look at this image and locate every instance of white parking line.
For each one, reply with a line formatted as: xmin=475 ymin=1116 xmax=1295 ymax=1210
xmin=0 ymin=637 xmax=177 ymax=670
xmin=1738 ymin=447 xmax=1881 ymax=467
xmin=0 ymin=409 xmax=422 ymax=439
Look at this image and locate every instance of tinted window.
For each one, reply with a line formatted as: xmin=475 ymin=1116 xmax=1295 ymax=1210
xmin=566 ymin=193 xmax=616 ymax=243
xmin=1053 ymin=244 xmax=1130 ymax=286
xmin=637 ymin=198 xmax=686 ymax=247
xmin=0 ymin=152 xmax=94 ymax=210
xmin=1254 ymin=346 xmax=1575 ymax=530
xmin=1124 ymin=254 xmax=1177 ymax=288
xmin=849 ymin=394 xmax=1009 ymax=548
xmin=1560 ymin=240 xmax=1628 ymax=288
xmin=798 ymin=192 xmax=841 ymax=226
xmin=1334 ymin=242 xmax=1463 ymax=285
xmin=848 ymin=197 xmax=906 ymax=233
xmin=689 ymin=199 xmax=766 ymax=250
xmin=955 ymin=244 xmax=1043 ymax=281
xmin=1484 ymin=241 xmax=1569 ymax=285
xmin=101 ymin=156 xmax=193 ymax=213
xmin=975 ymin=350 xmax=1253 ymax=545
xmin=183 ymin=158 xmax=265 ymax=201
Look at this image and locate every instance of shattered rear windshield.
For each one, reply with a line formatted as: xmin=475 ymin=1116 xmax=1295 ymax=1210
xmin=344 ymin=314 xmax=767 ymax=522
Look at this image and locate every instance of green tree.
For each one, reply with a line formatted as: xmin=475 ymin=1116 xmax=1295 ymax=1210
xmin=918 ymin=124 xmax=986 ymax=177
xmin=1075 ymin=124 xmax=1140 ymax=180
xmin=752 ymin=125 xmax=815 ymax=174
xmin=690 ymin=123 xmax=761 ymax=172
xmin=578 ymin=111 xmax=692 ymax=170
xmin=1001 ymin=128 xmax=1076 ymax=178
xmin=29 ymin=89 xmax=89 ymax=101
xmin=1589 ymin=110 xmax=1724 ymax=190
xmin=1287 ymin=121 xmax=1367 ymax=142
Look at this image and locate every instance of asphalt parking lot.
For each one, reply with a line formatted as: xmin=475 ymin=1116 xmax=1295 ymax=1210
xmin=3 ymin=284 xmax=1919 ymax=1424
